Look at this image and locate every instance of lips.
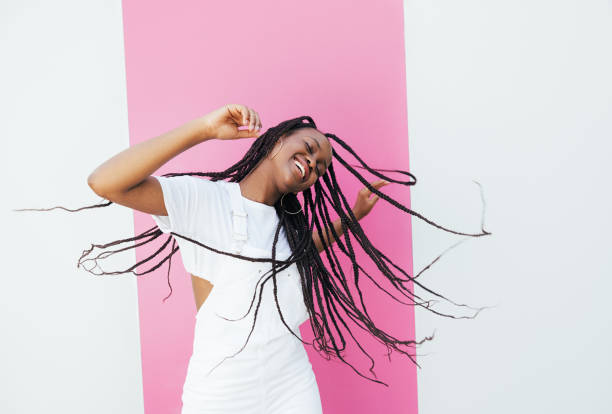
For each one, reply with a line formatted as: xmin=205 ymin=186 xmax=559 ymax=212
xmin=293 ymin=155 xmax=310 ymax=181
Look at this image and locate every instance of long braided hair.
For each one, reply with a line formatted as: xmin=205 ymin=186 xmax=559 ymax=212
xmin=14 ymin=115 xmax=492 ymax=386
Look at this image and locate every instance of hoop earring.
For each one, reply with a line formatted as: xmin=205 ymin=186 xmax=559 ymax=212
xmin=280 ymin=193 xmax=303 ymax=215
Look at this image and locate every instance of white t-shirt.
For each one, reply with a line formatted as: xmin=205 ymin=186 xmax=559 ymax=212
xmin=150 ymin=175 xmax=292 ymax=285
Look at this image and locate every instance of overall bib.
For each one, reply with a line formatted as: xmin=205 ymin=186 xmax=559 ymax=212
xmin=180 ymin=182 xmax=323 ymax=414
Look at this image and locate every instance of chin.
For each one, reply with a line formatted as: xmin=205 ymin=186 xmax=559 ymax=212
xmin=278 ymin=177 xmax=298 ymax=195
xmin=280 ymin=169 xmax=303 ymax=193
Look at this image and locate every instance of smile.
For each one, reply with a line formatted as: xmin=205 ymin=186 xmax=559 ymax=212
xmin=293 ymin=156 xmax=309 ymax=181
xmin=294 ymin=159 xmax=305 ymax=178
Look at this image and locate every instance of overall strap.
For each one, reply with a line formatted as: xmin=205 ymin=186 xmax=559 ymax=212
xmin=226 ymin=182 xmax=248 ymax=254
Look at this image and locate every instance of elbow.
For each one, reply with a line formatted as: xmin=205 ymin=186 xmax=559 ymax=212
xmin=87 ymin=174 xmax=107 ymax=198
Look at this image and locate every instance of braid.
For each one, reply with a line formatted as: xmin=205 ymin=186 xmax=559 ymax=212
xmin=13 ymin=115 xmax=492 ymax=386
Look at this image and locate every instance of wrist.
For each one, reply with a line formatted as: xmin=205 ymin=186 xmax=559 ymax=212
xmin=189 ymin=117 xmax=215 ymax=143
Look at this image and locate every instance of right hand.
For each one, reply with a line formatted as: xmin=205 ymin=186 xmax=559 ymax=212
xmin=200 ymin=104 xmax=263 ymax=140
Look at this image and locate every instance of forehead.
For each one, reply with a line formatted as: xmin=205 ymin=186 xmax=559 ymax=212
xmin=293 ymin=127 xmax=325 ymax=140
xmin=295 ymin=128 xmax=331 ymax=149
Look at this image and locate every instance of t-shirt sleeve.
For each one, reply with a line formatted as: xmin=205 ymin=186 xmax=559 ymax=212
xmin=150 ymin=175 xmax=228 ymax=285
xmin=151 ymin=174 xmax=200 ymax=236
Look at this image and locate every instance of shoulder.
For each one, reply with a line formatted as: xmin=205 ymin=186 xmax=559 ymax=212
xmin=195 ymin=177 xmax=230 ymax=200
xmin=191 ymin=177 xmax=233 ymax=214
xmin=153 ymin=175 xmax=233 ymax=215
xmin=157 ymin=175 xmax=227 ymax=196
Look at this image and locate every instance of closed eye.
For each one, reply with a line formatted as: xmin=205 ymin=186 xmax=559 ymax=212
xmin=305 ymin=142 xmax=321 ymax=177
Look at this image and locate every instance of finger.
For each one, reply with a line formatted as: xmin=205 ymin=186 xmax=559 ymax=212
xmin=228 ymin=104 xmax=248 ymax=126
xmin=361 ymin=180 xmax=387 ymax=197
xmin=234 ymin=105 xmax=248 ymax=126
xmin=236 ymin=128 xmax=258 ymax=138
xmin=254 ymin=111 xmax=262 ymax=131
xmin=368 ymin=180 xmax=389 ymax=196
xmin=372 ymin=179 xmax=389 ymax=188
xmin=360 ymin=186 xmax=372 ymax=198
xmin=248 ymin=108 xmax=256 ymax=131
xmin=250 ymin=108 xmax=259 ymax=132
xmin=235 ymin=105 xmax=248 ymax=126
xmin=249 ymin=109 xmax=261 ymax=136
xmin=225 ymin=104 xmax=241 ymax=126
xmin=251 ymin=108 xmax=261 ymax=132
xmin=240 ymin=106 xmax=247 ymax=127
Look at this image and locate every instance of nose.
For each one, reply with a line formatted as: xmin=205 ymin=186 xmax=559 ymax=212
xmin=306 ymin=156 xmax=313 ymax=170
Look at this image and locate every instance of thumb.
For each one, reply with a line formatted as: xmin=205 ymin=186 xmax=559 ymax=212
xmin=236 ymin=128 xmax=260 ymax=139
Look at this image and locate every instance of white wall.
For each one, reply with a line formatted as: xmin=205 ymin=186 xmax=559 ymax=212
xmin=0 ymin=1 xmax=144 ymax=413
xmin=2 ymin=1 xmax=610 ymax=413
xmin=404 ymin=0 xmax=612 ymax=412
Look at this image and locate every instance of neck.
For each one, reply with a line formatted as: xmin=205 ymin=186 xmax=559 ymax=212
xmin=238 ymin=165 xmax=282 ymax=206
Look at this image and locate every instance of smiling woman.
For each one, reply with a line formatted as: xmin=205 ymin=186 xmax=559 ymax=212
xmin=17 ymin=103 xmax=491 ymax=413
xmin=237 ymin=127 xmax=333 ymax=202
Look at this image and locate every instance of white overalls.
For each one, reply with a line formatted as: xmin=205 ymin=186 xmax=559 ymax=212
xmin=180 ymin=181 xmax=323 ymax=414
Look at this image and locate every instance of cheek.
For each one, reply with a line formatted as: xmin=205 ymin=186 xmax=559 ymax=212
xmin=276 ymin=159 xmax=303 ymax=190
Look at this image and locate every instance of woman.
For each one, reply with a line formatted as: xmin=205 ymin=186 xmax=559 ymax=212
xmin=80 ymin=104 xmax=490 ymax=412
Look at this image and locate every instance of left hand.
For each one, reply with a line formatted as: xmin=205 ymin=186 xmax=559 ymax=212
xmin=352 ymin=179 xmax=389 ymax=220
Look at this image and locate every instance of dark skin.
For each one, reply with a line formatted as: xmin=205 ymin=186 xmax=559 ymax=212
xmin=202 ymin=104 xmax=387 ymax=222
xmin=237 ymin=125 xmax=388 ymax=253
xmin=87 ymin=103 xmax=388 ymax=312
xmin=193 ymin=127 xmax=386 ymax=311
xmin=238 ymin=127 xmax=333 ymax=205
xmin=194 ymin=104 xmax=389 ymax=311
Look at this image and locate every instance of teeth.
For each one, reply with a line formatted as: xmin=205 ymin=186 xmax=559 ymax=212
xmin=294 ymin=159 xmax=305 ymax=178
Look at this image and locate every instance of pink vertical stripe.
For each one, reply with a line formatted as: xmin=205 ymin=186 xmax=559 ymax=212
xmin=121 ymin=1 xmax=415 ymax=412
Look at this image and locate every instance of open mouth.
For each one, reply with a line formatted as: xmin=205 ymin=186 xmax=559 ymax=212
xmin=293 ymin=156 xmax=308 ymax=181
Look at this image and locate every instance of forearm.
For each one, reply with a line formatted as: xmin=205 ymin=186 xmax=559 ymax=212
xmin=87 ymin=118 xmax=210 ymax=196
xmin=313 ymin=210 xmax=361 ymax=253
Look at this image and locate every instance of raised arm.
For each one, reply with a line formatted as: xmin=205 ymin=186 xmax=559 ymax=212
xmin=86 ymin=104 xmax=261 ymax=216
xmin=86 ymin=118 xmax=210 ymax=215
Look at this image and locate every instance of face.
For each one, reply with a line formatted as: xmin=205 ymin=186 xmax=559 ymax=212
xmin=268 ymin=127 xmax=333 ymax=194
